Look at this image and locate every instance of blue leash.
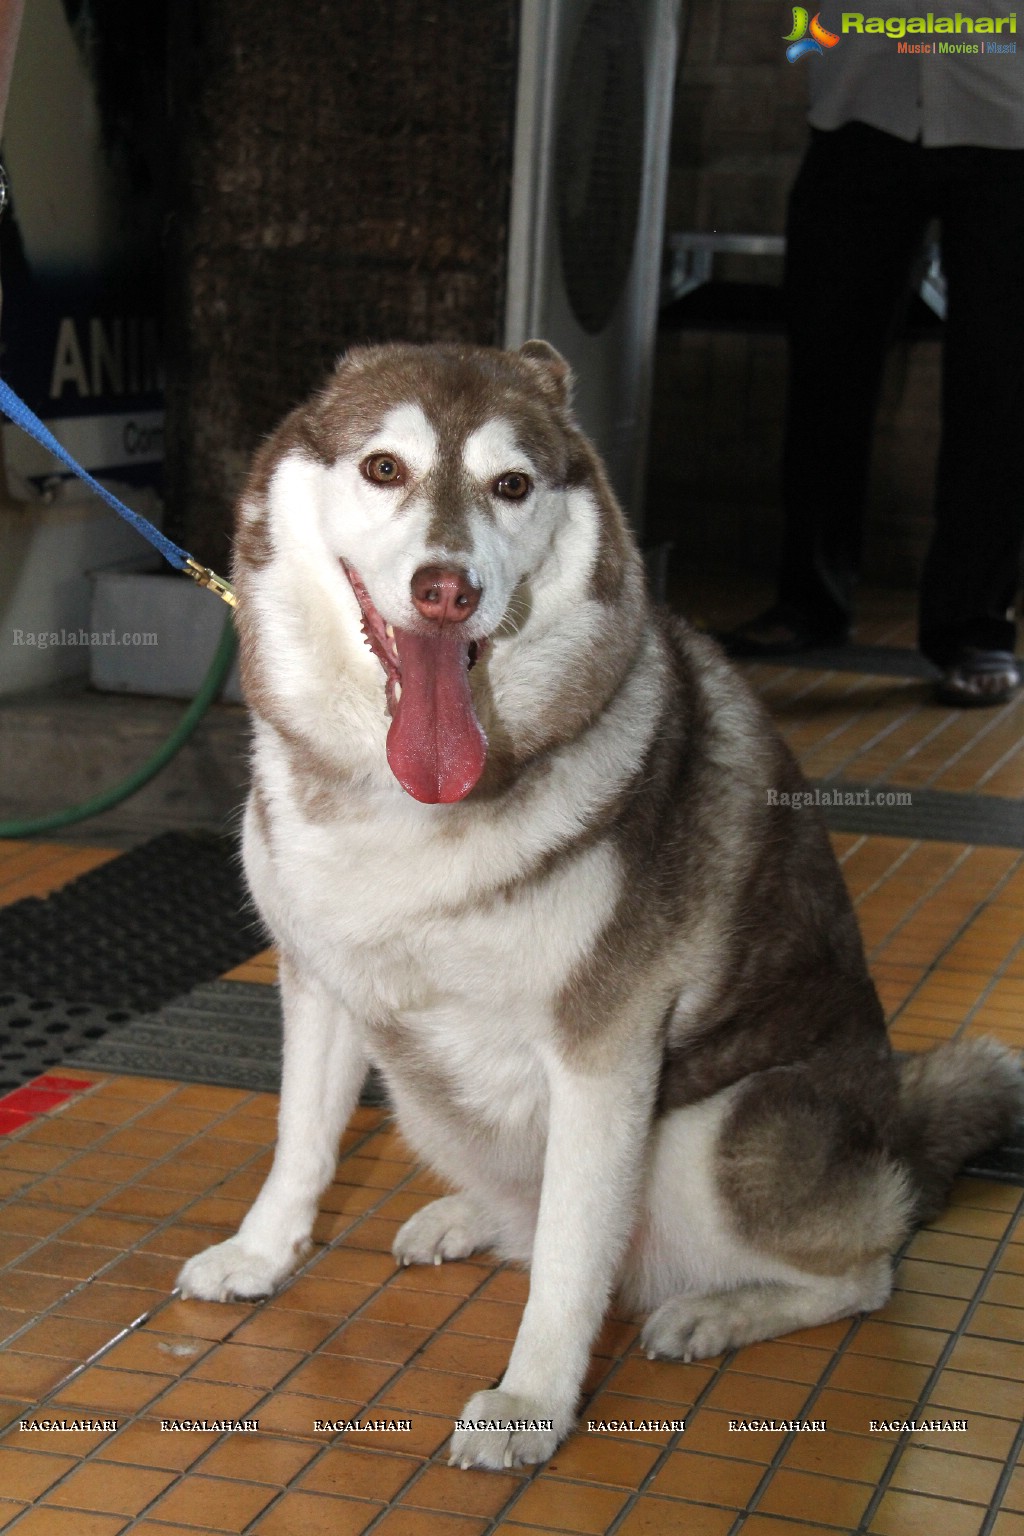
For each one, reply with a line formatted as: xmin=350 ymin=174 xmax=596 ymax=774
xmin=0 ymin=377 xmax=236 ymax=607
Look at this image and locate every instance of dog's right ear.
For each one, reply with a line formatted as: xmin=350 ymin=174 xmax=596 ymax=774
xmin=518 ymin=339 xmax=573 ymax=409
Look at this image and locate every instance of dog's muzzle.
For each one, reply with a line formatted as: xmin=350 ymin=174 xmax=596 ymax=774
xmin=343 ymin=561 xmax=488 ymax=805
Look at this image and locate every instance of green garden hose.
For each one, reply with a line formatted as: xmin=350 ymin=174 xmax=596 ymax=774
xmin=0 ymin=614 xmax=238 ymax=837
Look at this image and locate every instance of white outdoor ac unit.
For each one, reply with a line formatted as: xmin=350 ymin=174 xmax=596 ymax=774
xmin=504 ymin=0 xmax=680 ymax=541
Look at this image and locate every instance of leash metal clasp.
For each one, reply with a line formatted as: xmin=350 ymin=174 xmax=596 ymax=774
xmin=184 ymin=557 xmax=238 ymax=608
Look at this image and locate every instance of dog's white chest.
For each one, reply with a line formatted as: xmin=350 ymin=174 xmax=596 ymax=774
xmin=246 ymin=789 xmax=621 ymax=1182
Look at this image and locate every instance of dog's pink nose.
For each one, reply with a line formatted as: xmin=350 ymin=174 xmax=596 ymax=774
xmin=411 ymin=566 xmax=481 ymax=625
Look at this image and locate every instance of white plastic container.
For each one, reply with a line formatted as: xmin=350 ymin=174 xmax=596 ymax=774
xmin=88 ymin=563 xmax=242 ymax=702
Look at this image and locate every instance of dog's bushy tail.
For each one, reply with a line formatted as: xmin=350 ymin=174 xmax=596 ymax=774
xmin=897 ymin=1039 xmax=1024 ymax=1224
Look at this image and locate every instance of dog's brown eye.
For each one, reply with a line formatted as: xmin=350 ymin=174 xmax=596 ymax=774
xmin=494 ymin=472 xmax=531 ymax=501
xmin=363 ymin=453 xmax=406 ymax=486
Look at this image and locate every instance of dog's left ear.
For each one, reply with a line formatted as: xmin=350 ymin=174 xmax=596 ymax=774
xmin=518 ymin=339 xmax=572 ymax=408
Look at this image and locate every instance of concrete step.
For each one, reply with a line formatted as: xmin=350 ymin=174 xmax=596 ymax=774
xmin=0 ymin=680 xmax=250 ymax=844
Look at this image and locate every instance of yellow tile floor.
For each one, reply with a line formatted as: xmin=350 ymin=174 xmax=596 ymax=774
xmin=0 ymin=613 xmax=1023 ymax=1536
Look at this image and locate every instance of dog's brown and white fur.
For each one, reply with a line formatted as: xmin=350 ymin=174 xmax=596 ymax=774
xmin=178 ymin=341 xmax=1023 ymax=1470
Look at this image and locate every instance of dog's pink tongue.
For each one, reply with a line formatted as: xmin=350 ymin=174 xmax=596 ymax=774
xmin=386 ymin=629 xmax=487 ymax=804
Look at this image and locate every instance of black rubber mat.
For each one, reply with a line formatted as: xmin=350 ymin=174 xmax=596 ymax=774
xmin=966 ymin=1136 xmax=1024 ymax=1186
xmin=0 ymin=832 xmax=261 ymax=1012
xmin=740 ymin=644 xmax=941 ymax=679
xmin=813 ymin=781 xmax=1024 ymax=849
xmin=67 ymin=979 xmax=389 ymax=1105
xmin=67 ymin=980 xmax=282 ymax=1091
xmin=0 ymin=992 xmax=139 ymax=1092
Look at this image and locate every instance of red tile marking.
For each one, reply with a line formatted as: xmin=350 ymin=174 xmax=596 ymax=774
xmin=0 ymin=1074 xmax=96 ymax=1135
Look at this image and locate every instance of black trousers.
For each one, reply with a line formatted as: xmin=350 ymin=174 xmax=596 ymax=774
xmin=777 ymin=122 xmax=1024 ymax=667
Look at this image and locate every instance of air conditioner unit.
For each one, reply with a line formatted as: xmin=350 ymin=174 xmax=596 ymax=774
xmin=504 ymin=0 xmax=680 ymax=542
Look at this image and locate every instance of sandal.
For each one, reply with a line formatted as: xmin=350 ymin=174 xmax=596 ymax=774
xmin=935 ymin=648 xmax=1022 ymax=708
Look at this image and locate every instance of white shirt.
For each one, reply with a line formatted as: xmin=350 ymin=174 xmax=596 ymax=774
xmin=805 ymin=0 xmax=1024 ymax=147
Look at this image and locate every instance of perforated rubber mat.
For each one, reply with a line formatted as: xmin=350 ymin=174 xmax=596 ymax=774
xmin=0 ymin=832 xmax=264 ymax=1087
xmin=0 ymin=831 xmax=260 ymax=1011
xmin=0 ymin=991 xmax=137 ymax=1093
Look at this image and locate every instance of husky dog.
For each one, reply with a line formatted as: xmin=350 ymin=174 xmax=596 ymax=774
xmin=178 ymin=341 xmax=1022 ymax=1470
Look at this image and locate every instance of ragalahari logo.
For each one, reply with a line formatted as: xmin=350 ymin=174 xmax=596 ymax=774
xmin=785 ymin=7 xmax=842 ymax=59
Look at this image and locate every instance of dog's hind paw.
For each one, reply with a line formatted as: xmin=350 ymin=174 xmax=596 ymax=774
xmin=392 ymin=1195 xmax=491 ymax=1267
xmin=449 ymin=1389 xmax=568 ymax=1470
xmin=641 ymin=1293 xmax=741 ymax=1362
xmin=176 ymin=1238 xmax=296 ymax=1303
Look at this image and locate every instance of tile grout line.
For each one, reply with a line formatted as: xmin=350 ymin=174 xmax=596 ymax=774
xmin=949 ymin=927 xmax=1024 ymax=1049
xmin=722 ymin=1226 xmax=929 ymax=1536
xmin=921 ymin=697 xmax=1024 ymax=794
xmin=792 ymin=687 xmax=934 ymax=784
xmin=865 ymin=843 xmax=976 ymax=969
xmin=834 ymin=832 xmax=869 ymax=869
xmin=858 ymin=709 xmax=959 ymax=791
xmin=977 ymin=1414 xmax=1024 ymax=1536
xmin=847 ymin=838 xmax=919 ymax=912
xmin=854 ymin=1183 xmax=1024 ymax=1534
xmin=888 ymin=852 xmax=1024 ymax=1050
xmin=3 ymin=1088 xmax=782 ymax=1532
xmin=762 ymin=672 xmax=909 ymax=766
xmin=828 ymin=704 xmax=957 ymax=793
xmin=1 ymin=1107 xmax=429 ymax=1530
xmin=971 ymin=732 xmax=1024 ymax=797
xmin=0 ymin=1080 xmax=297 ymax=1361
xmin=0 ymin=1097 xmax=392 ymax=1428
xmin=150 ymin=1153 xmax=470 ymax=1533
xmin=597 ymin=1342 xmax=775 ymax=1536
xmin=222 ymin=1164 xmax=515 ymax=1536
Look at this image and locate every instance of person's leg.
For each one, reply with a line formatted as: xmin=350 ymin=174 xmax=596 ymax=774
xmin=732 ymin=124 xmax=930 ymax=652
xmin=918 ymin=147 xmax=1024 ymax=695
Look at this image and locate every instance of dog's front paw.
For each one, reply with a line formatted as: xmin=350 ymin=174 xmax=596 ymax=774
xmin=642 ymin=1293 xmax=737 ymax=1362
xmin=177 ymin=1237 xmax=296 ymax=1303
xmin=393 ymin=1195 xmax=490 ymax=1267
xmin=449 ymin=1389 xmax=569 ymax=1470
